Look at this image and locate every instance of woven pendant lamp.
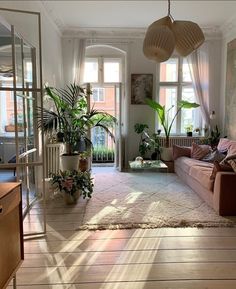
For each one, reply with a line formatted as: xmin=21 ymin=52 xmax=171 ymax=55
xmin=172 ymin=20 xmax=205 ymax=56
xmin=143 ymin=16 xmax=175 ymax=63
xmin=143 ymin=0 xmax=205 ymax=62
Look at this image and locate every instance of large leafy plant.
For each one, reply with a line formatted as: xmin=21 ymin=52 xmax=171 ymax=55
xmin=38 ymin=83 xmax=115 ymax=155
xmin=201 ymin=125 xmax=222 ymax=149
xmin=145 ymin=98 xmax=200 ymax=147
xmin=134 ymin=123 xmax=160 ymax=157
xmin=50 ymin=170 xmax=94 ymax=199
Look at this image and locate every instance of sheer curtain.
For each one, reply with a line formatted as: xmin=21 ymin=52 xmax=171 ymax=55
xmin=187 ymin=43 xmax=210 ymax=129
xmin=72 ymin=38 xmax=86 ymax=84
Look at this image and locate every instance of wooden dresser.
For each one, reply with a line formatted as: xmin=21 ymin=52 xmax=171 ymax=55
xmin=0 ymin=183 xmax=24 ymax=289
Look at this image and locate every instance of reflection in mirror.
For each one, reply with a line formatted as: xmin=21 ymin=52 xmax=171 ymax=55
xmin=0 ymin=11 xmax=45 ymax=235
xmin=23 ymin=44 xmax=33 ymax=89
xmin=0 ymin=10 xmax=41 ymax=90
xmin=0 ymin=22 xmax=13 ymax=88
xmin=15 ymin=91 xmax=39 ymax=216
xmin=15 ymin=34 xmax=23 ymax=88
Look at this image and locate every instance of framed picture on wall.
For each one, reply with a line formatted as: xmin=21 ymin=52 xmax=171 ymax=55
xmin=131 ymin=74 xmax=153 ymax=104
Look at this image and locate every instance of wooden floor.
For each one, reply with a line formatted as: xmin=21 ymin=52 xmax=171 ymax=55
xmin=9 ymin=168 xmax=236 ymax=288
xmin=12 ymin=214 xmax=236 ymax=288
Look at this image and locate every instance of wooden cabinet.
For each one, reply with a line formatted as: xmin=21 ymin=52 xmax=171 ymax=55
xmin=0 ymin=183 xmax=23 ymax=289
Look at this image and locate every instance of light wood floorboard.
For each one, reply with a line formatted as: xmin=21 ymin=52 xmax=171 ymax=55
xmin=15 ymin=227 xmax=236 ymax=288
xmin=10 ymin=183 xmax=236 ymax=288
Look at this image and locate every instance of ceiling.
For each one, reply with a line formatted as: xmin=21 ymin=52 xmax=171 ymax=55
xmin=41 ymin=0 xmax=236 ymax=34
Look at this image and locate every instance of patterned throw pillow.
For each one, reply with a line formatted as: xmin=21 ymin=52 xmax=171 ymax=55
xmin=227 ymin=159 xmax=236 ymax=173
xmin=227 ymin=142 xmax=236 ymax=156
xmin=210 ymin=160 xmax=233 ymax=180
xmin=191 ymin=143 xmax=210 ymax=160
xmin=217 ymin=138 xmax=231 ymax=153
xmin=172 ymin=145 xmax=191 ymax=160
xmin=201 ymin=149 xmax=225 ymax=163
xmin=220 ymin=153 xmax=236 ymax=167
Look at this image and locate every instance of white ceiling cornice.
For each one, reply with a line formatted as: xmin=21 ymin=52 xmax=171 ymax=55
xmin=61 ymin=26 xmax=222 ymax=40
xmin=62 ymin=27 xmax=146 ymax=39
xmin=39 ymin=1 xmax=62 ymax=36
xmin=40 ymin=0 xmax=223 ymax=41
xmin=220 ymin=15 xmax=236 ymax=39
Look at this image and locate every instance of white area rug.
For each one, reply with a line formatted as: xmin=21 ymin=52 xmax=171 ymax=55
xmin=77 ymin=168 xmax=236 ymax=230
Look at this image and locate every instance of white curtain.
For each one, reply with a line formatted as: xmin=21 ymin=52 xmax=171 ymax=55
xmin=187 ymin=43 xmax=210 ymax=129
xmin=72 ymin=38 xmax=86 ymax=85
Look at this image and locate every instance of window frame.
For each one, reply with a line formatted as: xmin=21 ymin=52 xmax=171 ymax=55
xmin=84 ymin=56 xmax=122 ymax=85
xmin=157 ymin=56 xmax=200 ymax=135
xmin=92 ymin=87 xmax=105 ymax=103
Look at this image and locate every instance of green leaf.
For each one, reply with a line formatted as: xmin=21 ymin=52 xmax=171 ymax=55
xmin=134 ymin=123 xmax=149 ymax=134
xmin=145 ymin=98 xmax=165 ymax=125
xmin=178 ymin=100 xmax=200 ymax=109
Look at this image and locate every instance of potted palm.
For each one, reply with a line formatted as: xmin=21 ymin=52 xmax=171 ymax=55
xmin=145 ymin=98 xmax=200 ymax=160
xmin=38 ymin=83 xmax=115 ymax=170
xmin=50 ymin=170 xmax=94 ymax=204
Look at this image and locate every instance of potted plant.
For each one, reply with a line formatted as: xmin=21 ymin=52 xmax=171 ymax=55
xmin=145 ymin=98 xmax=200 ymax=161
xmin=185 ymin=124 xmax=193 ymax=137
xmin=79 ymin=151 xmax=90 ymax=172
xmin=134 ymin=123 xmax=161 ymax=160
xmin=201 ymin=125 xmax=223 ymax=150
xmin=37 ymin=83 xmax=116 ymax=170
xmin=50 ymin=170 xmax=94 ymax=204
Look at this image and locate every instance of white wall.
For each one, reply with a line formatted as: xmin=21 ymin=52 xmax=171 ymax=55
xmin=220 ymin=17 xmax=236 ymax=140
xmin=0 ymin=1 xmax=63 ymax=87
xmin=128 ymin=39 xmax=156 ymax=160
xmin=62 ymin=37 xmax=157 ymax=164
xmin=207 ymin=38 xmax=222 ymax=132
xmin=62 ymin=35 xmax=224 ymax=163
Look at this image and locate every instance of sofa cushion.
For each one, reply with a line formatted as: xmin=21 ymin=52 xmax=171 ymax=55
xmin=217 ymin=138 xmax=231 ymax=153
xmin=175 ymin=156 xmax=213 ymax=174
xmin=210 ymin=160 xmax=233 ymax=181
xmin=172 ymin=145 xmax=191 ymax=160
xmin=189 ymin=165 xmax=214 ymax=191
xmin=191 ymin=143 xmax=211 ymax=160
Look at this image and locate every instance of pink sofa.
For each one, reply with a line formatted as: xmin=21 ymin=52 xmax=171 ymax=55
xmin=174 ymin=156 xmax=236 ymax=216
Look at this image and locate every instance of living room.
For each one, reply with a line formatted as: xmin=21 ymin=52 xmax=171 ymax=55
xmin=1 ymin=1 xmax=236 ymax=288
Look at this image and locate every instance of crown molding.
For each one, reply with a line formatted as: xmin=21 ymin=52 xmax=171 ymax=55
xmin=202 ymin=26 xmax=222 ymax=40
xmin=37 ymin=1 xmax=223 ymax=41
xmin=220 ymin=15 xmax=236 ymax=40
xmin=61 ymin=26 xmax=222 ymax=40
xmin=38 ymin=1 xmax=62 ymax=36
xmin=62 ymin=27 xmax=146 ymax=39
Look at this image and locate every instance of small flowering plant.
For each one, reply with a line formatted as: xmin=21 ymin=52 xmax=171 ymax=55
xmin=50 ymin=170 xmax=94 ymax=199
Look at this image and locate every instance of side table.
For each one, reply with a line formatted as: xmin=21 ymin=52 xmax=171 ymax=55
xmin=129 ymin=160 xmax=168 ymax=172
xmin=0 ymin=183 xmax=24 ymax=289
xmin=162 ymin=160 xmax=175 ymax=173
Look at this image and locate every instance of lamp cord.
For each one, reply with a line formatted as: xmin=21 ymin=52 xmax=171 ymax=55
xmin=167 ymin=0 xmax=174 ymax=21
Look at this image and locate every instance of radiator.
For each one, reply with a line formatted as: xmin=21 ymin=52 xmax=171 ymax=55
xmin=159 ymin=136 xmax=202 ymax=147
xmin=45 ymin=144 xmax=63 ymax=177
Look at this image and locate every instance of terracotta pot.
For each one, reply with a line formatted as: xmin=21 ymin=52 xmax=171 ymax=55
xmin=79 ymin=158 xmax=88 ymax=172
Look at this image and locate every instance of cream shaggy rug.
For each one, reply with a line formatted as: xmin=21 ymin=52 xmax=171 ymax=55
xmin=74 ymin=168 xmax=236 ymax=230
